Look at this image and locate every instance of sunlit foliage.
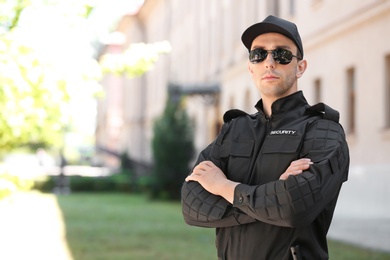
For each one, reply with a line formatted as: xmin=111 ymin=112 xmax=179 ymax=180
xmin=0 ymin=0 xmax=170 ymax=200
xmin=0 ymin=0 xmax=100 ymax=152
xmin=100 ymin=41 xmax=171 ymax=78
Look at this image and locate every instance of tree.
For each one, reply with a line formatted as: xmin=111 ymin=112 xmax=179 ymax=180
xmin=0 ymin=0 xmax=170 ymax=154
xmin=0 ymin=0 xmax=172 ymax=200
xmin=0 ymin=0 xmax=98 ymax=153
xmin=151 ymin=92 xmax=195 ymax=200
xmin=99 ymin=41 xmax=171 ymax=79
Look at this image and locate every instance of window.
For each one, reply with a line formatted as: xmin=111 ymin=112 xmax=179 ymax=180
xmin=314 ymin=78 xmax=322 ymax=104
xmin=346 ymin=67 xmax=356 ymax=134
xmin=385 ymin=55 xmax=390 ymax=129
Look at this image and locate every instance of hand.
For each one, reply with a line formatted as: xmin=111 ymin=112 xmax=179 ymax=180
xmin=185 ymin=161 xmax=227 ymax=195
xmin=185 ymin=161 xmax=238 ymax=203
xmin=279 ymin=158 xmax=313 ymax=180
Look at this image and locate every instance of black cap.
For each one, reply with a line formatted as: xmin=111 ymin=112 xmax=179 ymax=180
xmin=241 ymin=15 xmax=304 ymax=58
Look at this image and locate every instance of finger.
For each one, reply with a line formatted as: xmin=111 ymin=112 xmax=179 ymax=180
xmin=194 ymin=162 xmax=212 ymax=173
xmin=194 ymin=164 xmax=207 ymax=172
xmin=294 ymin=162 xmax=311 ymax=169
xmin=291 ymin=158 xmax=311 ymax=166
xmin=203 ymin=160 xmax=216 ymax=168
xmin=185 ymin=173 xmax=198 ymax=182
xmin=291 ymin=160 xmax=313 ymax=172
xmin=285 ymin=169 xmax=302 ymax=176
xmin=291 ymin=164 xmax=311 ymax=173
xmin=290 ymin=169 xmax=303 ymax=175
xmin=290 ymin=160 xmax=313 ymax=170
xmin=279 ymin=169 xmax=302 ymax=180
xmin=192 ymin=167 xmax=204 ymax=176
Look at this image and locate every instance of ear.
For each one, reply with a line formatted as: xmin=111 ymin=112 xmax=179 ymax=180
xmin=296 ymin=59 xmax=307 ymax=78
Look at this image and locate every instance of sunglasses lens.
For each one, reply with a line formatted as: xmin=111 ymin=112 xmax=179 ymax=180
xmin=249 ymin=49 xmax=267 ymax=63
xmin=249 ymin=48 xmax=295 ymax=64
xmin=273 ymin=49 xmax=293 ymax=64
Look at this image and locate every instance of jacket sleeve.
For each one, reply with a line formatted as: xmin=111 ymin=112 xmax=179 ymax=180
xmin=182 ymin=181 xmax=257 ymax=227
xmin=232 ymin=119 xmax=349 ymax=228
xmin=181 ymin=125 xmax=257 ymax=228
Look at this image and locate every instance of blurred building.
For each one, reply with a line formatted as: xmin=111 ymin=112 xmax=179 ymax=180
xmin=96 ymin=0 xmax=390 ymax=174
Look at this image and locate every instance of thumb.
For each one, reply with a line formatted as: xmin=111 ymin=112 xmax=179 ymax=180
xmin=185 ymin=174 xmax=195 ymax=182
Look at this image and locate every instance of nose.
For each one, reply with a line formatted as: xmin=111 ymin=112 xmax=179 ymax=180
xmin=264 ymin=52 xmax=276 ymax=68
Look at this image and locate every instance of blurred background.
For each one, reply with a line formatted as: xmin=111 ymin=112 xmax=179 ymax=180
xmin=1 ymin=0 xmax=390 ymax=259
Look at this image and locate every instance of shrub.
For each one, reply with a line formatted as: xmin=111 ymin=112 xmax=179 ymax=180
xmin=68 ymin=174 xmax=134 ymax=192
xmin=32 ymin=173 xmax=136 ymax=193
xmin=32 ymin=175 xmax=56 ymax=192
xmin=151 ymin=93 xmax=194 ymax=200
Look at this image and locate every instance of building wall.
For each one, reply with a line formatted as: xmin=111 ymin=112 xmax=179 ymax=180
xmin=298 ymin=0 xmax=390 ymax=165
xmin=97 ymin=0 xmax=390 ymax=170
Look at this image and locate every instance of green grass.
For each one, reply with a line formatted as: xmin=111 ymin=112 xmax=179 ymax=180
xmin=57 ymin=193 xmax=215 ymax=260
xmin=328 ymin=240 xmax=390 ymax=260
xmin=56 ymin=193 xmax=390 ymax=260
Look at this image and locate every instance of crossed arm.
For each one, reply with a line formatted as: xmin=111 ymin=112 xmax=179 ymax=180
xmin=185 ymin=158 xmax=312 ymax=204
xmin=182 ymin=120 xmax=349 ymax=228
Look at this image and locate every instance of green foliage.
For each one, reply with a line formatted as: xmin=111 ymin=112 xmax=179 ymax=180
xmin=120 ymin=151 xmax=133 ymax=172
xmin=0 ymin=0 xmax=170 ymax=154
xmin=118 ymin=151 xmax=138 ymax=191
xmin=0 ymin=173 xmax=33 ymax=200
xmin=32 ymin=175 xmax=56 ymax=192
xmin=100 ymin=41 xmax=171 ymax=78
xmin=33 ymin=174 xmax=136 ymax=193
xmin=136 ymin=174 xmax=154 ymax=194
xmin=0 ymin=0 xmax=95 ymax=32
xmin=0 ymin=35 xmax=69 ymax=151
xmin=0 ymin=0 xmax=102 ymax=153
xmin=151 ymin=94 xmax=194 ymax=200
xmin=0 ymin=0 xmax=31 ymax=31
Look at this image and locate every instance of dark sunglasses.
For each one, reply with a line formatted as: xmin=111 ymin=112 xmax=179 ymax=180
xmin=249 ymin=48 xmax=301 ymax=65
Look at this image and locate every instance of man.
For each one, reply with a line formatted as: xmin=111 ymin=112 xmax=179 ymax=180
xmin=181 ymin=15 xmax=349 ymax=259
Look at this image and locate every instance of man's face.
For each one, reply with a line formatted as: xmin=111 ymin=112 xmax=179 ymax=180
xmin=247 ymin=32 xmax=306 ymax=100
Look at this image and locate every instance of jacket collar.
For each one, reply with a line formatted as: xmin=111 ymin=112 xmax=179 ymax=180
xmin=255 ymin=91 xmax=308 ymax=116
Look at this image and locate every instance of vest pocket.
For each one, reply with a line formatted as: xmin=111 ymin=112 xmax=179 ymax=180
xmin=220 ymin=140 xmax=254 ymax=157
xmin=220 ymin=140 xmax=254 ymax=182
xmin=257 ymin=135 xmax=303 ymax=183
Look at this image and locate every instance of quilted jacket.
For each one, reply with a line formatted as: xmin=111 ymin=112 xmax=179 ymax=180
xmin=181 ymin=91 xmax=350 ymax=260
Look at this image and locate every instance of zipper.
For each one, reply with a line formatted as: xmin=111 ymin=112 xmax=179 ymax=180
xmin=245 ymin=113 xmax=273 ymax=183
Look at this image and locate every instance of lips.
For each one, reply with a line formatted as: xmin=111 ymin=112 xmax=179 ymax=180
xmin=262 ymin=74 xmax=279 ymax=80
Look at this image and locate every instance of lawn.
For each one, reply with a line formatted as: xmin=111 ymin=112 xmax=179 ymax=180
xmin=56 ymin=193 xmax=390 ymax=260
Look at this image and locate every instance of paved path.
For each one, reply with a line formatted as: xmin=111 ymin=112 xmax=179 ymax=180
xmin=328 ymin=164 xmax=390 ymax=253
xmin=0 ymin=192 xmax=73 ymax=260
